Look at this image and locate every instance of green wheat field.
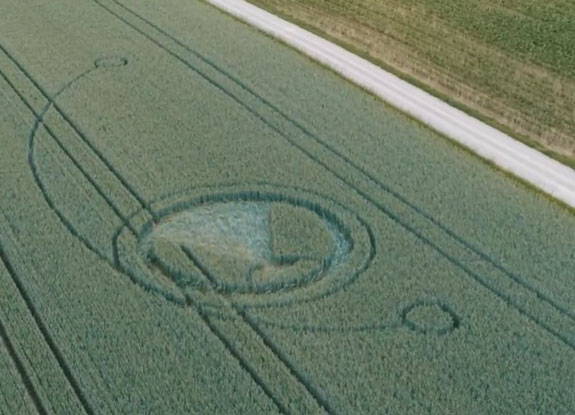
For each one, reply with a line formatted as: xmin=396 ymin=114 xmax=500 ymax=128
xmin=1 ymin=0 xmax=575 ymax=414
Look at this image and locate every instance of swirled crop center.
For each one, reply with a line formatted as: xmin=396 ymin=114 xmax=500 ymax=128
xmin=141 ymin=200 xmax=349 ymax=295
xmin=114 ymin=187 xmax=374 ymax=308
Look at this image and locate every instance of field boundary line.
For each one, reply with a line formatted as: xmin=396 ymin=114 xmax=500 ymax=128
xmin=205 ymin=0 xmax=575 ymax=209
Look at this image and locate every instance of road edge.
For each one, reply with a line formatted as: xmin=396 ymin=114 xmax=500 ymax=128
xmin=205 ymin=0 xmax=575 ymax=209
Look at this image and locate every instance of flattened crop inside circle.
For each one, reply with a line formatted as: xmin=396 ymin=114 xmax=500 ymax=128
xmin=114 ymin=184 xmax=375 ymax=310
xmin=94 ymin=56 xmax=129 ymax=68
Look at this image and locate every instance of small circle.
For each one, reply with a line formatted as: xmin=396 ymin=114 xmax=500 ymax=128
xmin=94 ymin=56 xmax=128 ymax=68
xmin=401 ymin=300 xmax=459 ymax=335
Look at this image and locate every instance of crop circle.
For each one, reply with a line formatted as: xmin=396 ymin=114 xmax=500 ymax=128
xmin=401 ymin=300 xmax=459 ymax=335
xmin=114 ymin=184 xmax=374 ymax=309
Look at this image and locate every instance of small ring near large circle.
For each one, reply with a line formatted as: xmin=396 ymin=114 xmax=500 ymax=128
xmin=401 ymin=300 xmax=459 ymax=335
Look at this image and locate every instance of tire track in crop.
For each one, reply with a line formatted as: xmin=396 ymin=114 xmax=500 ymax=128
xmin=201 ymin=297 xmax=459 ymax=336
xmin=238 ymin=308 xmax=337 ymax=414
xmin=185 ymin=295 xmax=291 ymax=415
xmin=0 ymin=241 xmax=93 ymax=415
xmin=0 ymin=49 xmax=178 ymax=413
xmin=108 ymin=0 xmax=575 ymax=324
xmin=0 ymin=46 xmax=138 ymax=257
xmin=0 ymin=43 xmax=154 ymax=227
xmin=113 ymin=184 xmax=353 ymax=413
xmin=0 ymin=45 xmax=151 ymax=415
xmin=182 ymin=247 xmax=337 ymax=415
xmin=91 ymin=0 xmax=575 ymax=350
xmin=110 ymin=182 xmax=376 ymax=313
xmin=0 ymin=313 xmax=47 ymax=414
xmin=1 ymin=6 xmax=572 ymax=415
